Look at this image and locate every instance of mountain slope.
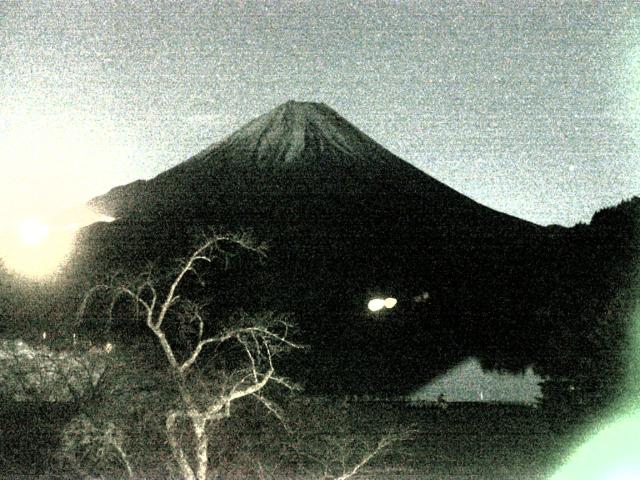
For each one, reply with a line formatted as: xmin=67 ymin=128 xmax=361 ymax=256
xmin=90 ymin=101 xmax=533 ymax=228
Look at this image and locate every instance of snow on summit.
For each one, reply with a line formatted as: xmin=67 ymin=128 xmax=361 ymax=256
xmin=218 ymin=100 xmax=386 ymax=167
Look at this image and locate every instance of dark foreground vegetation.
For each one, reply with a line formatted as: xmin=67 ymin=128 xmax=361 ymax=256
xmin=1 ymin=396 xmax=581 ymax=479
xmin=0 ymin=193 xmax=638 ymax=478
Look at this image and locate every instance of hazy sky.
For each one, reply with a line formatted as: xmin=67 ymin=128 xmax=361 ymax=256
xmin=2 ymin=0 xmax=639 ymax=226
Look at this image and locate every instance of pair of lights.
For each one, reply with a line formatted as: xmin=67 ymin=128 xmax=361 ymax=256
xmin=368 ymin=297 xmax=397 ymax=312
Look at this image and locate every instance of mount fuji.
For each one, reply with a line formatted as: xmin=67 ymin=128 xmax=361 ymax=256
xmin=77 ymin=101 xmax=622 ymax=394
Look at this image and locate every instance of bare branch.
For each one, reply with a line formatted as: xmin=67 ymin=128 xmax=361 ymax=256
xmin=178 ymin=337 xmax=220 ymax=374
xmin=156 ymin=238 xmax=217 ymax=329
xmin=251 ymin=393 xmax=291 ymax=432
xmin=176 ymin=300 xmax=206 ymax=346
xmin=178 ymin=320 xmax=302 ymax=375
xmin=192 ymin=303 xmax=204 ymax=341
xmin=225 ymin=366 xmax=275 ymax=406
xmin=136 ymin=278 xmax=157 ymax=318
xmin=115 ymin=286 xmax=151 ymax=315
xmin=149 ymin=325 xmax=180 ymax=370
xmin=238 ymin=335 xmax=259 ymax=382
xmin=269 ymin=374 xmax=302 ymax=392
xmin=241 ymin=325 xmax=303 ymax=350
xmin=76 ymin=284 xmax=112 ymax=325
xmin=332 ymin=431 xmax=411 ymax=480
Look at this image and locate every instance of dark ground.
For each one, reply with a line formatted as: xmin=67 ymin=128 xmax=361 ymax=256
xmin=278 ymin=400 xmax=578 ymax=480
xmin=0 ymin=398 xmax=589 ymax=479
xmin=358 ymin=402 xmax=573 ymax=479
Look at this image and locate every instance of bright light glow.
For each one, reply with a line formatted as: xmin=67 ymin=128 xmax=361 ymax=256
xmin=0 ymin=205 xmax=114 ymax=279
xmin=18 ymin=219 xmax=49 ymax=245
xmin=552 ymin=297 xmax=640 ymax=479
xmin=0 ymin=108 xmax=125 ymax=278
xmin=0 ymin=109 xmax=134 ymax=227
xmin=1 ymin=224 xmax=74 ymax=279
xmin=551 ymin=410 xmax=640 ymax=479
xmin=605 ymin=467 xmax=640 ymax=480
xmin=368 ymin=297 xmax=398 ymax=312
xmin=368 ymin=298 xmax=386 ymax=312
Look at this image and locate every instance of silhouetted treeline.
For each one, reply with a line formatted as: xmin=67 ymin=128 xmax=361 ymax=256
xmin=476 ymin=197 xmax=639 ymax=413
xmin=537 ymin=197 xmax=639 ymax=409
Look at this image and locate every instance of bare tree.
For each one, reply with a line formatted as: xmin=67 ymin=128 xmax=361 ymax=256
xmin=78 ymin=233 xmax=302 ymax=480
xmin=59 ymin=415 xmax=134 ymax=479
xmin=305 ymin=432 xmax=410 ymax=480
xmin=286 ymin=397 xmax=415 ymax=480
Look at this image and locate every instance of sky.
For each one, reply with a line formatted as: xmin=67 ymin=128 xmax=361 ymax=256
xmin=1 ymin=0 xmax=639 ymax=228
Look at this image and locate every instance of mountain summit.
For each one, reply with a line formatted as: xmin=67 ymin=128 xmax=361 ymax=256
xmin=182 ymin=100 xmax=418 ymax=173
xmin=216 ymin=100 xmax=377 ymax=166
xmin=90 ymin=100 xmax=515 ymax=224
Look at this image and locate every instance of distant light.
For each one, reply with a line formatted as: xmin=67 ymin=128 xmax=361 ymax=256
xmin=384 ymin=297 xmax=398 ymax=309
xmin=368 ymin=298 xmax=386 ymax=312
xmin=368 ymin=297 xmax=398 ymax=312
xmin=413 ymin=291 xmax=430 ymax=303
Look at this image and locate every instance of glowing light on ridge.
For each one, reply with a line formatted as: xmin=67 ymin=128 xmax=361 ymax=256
xmin=0 ymin=205 xmax=114 ymax=279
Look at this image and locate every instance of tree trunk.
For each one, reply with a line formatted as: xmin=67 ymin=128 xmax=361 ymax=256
xmin=166 ymin=411 xmax=196 ymax=480
xmin=192 ymin=415 xmax=209 ymax=480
